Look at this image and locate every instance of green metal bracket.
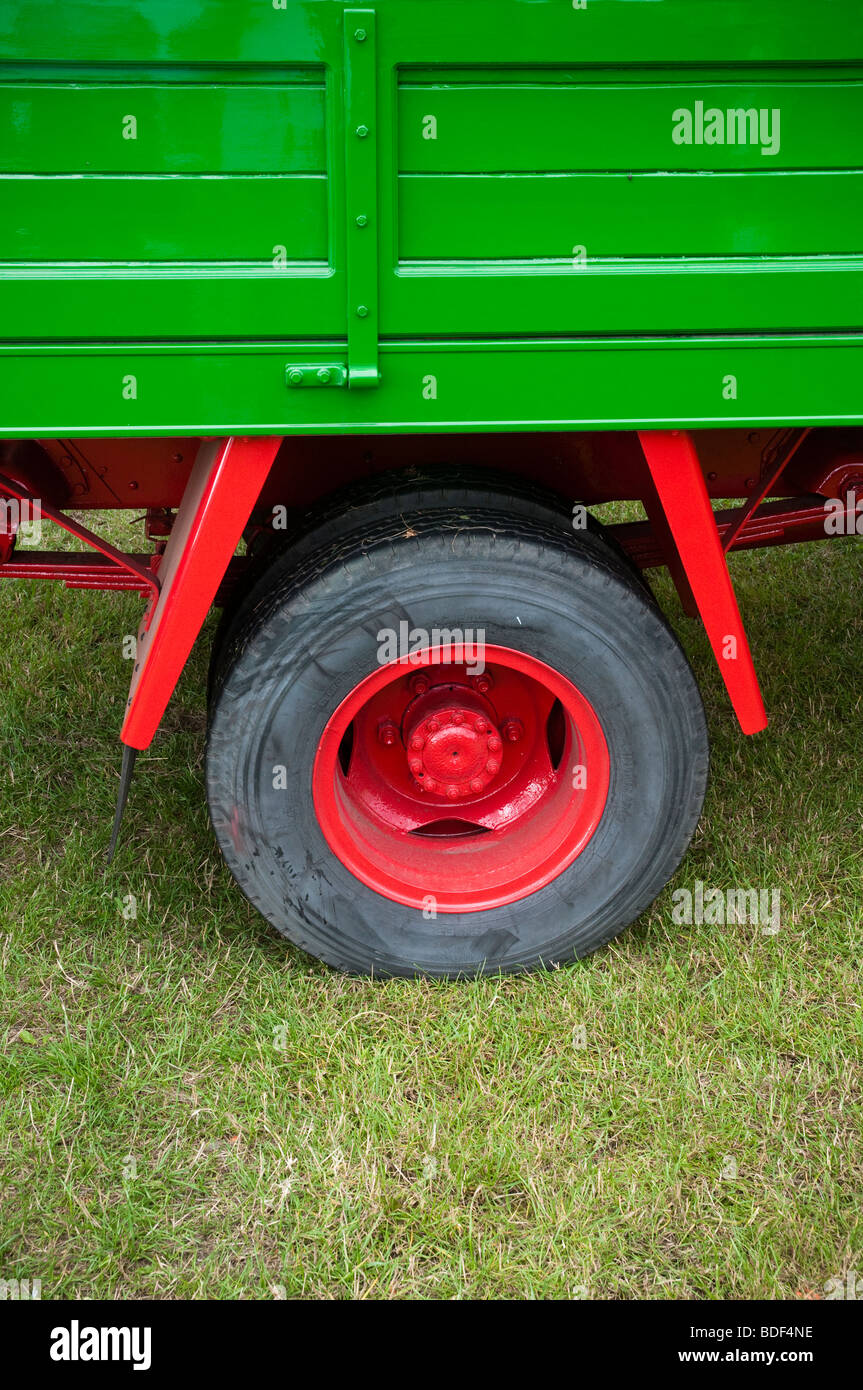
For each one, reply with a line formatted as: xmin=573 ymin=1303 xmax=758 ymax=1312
xmin=343 ymin=7 xmax=380 ymax=389
xmin=285 ymin=364 xmax=348 ymax=389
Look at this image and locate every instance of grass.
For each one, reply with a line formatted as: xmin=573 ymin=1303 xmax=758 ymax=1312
xmin=0 ymin=509 xmax=861 ymax=1300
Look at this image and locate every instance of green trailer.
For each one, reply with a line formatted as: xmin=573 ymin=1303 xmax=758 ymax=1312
xmin=0 ymin=0 xmax=861 ymax=975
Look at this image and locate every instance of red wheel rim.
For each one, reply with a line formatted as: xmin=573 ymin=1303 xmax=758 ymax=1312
xmin=312 ymin=645 xmax=609 ymax=913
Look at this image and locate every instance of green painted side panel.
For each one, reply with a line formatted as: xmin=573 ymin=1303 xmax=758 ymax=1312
xmin=1 ymin=336 xmax=860 ymax=435
xmin=400 ymin=171 xmax=863 ymax=259
xmin=0 ymin=73 xmax=326 ymax=173
xmin=0 ymin=0 xmax=861 ymax=436
xmin=399 ymin=76 xmax=863 ymax=173
xmin=2 ymin=176 xmax=328 ymax=261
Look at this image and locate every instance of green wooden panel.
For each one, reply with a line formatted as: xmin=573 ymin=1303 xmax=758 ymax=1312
xmin=0 ymin=77 xmax=326 ymax=174
xmin=0 ymin=336 xmax=860 ymax=436
xmin=0 ymin=269 xmax=341 ymax=340
xmin=0 ymin=0 xmax=861 ymax=433
xmin=399 ymin=171 xmax=863 ymax=259
xmin=0 ymin=174 xmax=328 ymax=261
xmin=399 ymin=76 xmax=863 ymax=173
xmin=383 ymin=260 xmax=863 ymax=336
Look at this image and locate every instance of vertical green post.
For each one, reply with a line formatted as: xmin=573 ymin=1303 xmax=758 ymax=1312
xmin=344 ymin=8 xmax=380 ymax=389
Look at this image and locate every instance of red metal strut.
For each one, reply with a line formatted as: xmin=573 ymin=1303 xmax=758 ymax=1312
xmin=122 ymin=435 xmax=282 ymax=750
xmin=638 ymin=430 xmax=768 ymax=736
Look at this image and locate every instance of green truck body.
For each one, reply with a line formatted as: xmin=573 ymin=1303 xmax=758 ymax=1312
xmin=1 ymin=0 xmax=861 ymax=438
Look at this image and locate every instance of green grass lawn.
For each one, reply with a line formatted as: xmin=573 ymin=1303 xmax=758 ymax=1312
xmin=0 ymin=512 xmax=860 ymax=1300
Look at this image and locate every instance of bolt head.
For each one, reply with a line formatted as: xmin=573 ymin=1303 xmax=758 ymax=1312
xmin=354 ymin=27 xmax=367 ymax=41
xmin=446 ymin=786 xmax=460 ymax=800
xmin=288 ymin=369 xmax=303 ymax=386
xmin=356 ymin=125 xmax=369 ymax=139
xmin=410 ymin=674 xmax=430 ymax=696
xmin=474 ymin=675 xmax=492 ymax=694
xmin=469 ymin=778 xmax=485 ymax=794
xmin=474 ymin=718 xmax=488 ymax=734
xmin=502 ymin=718 xmax=524 ymax=745
xmin=424 ymin=777 xmax=437 ymax=792
xmin=409 ymin=757 xmax=423 ymax=774
xmin=427 ymin=720 xmax=440 ymax=735
xmin=486 ymin=759 xmax=500 ymax=775
xmin=356 ymin=304 xmax=369 ymax=318
xmin=377 ymin=720 xmax=398 ymax=747
xmin=410 ymin=734 xmax=425 ymax=751
xmin=487 ymin=735 xmax=503 ymax=753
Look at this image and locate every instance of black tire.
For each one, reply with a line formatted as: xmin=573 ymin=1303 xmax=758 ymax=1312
xmin=206 ymin=505 xmax=709 ymax=978
xmin=208 ymin=464 xmax=646 ymax=703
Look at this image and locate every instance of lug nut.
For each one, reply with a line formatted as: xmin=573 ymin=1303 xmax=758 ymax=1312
xmin=410 ymin=734 xmax=425 ymax=751
xmin=474 ymin=718 xmax=488 ymax=734
xmin=410 ymin=673 xmax=430 ymax=696
xmin=424 ymin=777 xmax=437 ymax=792
xmin=469 ymin=777 xmax=485 ymax=794
xmin=488 ymin=734 xmax=503 ymax=753
xmin=486 ymin=759 xmax=500 ymax=775
xmin=427 ymin=720 xmax=440 ymax=734
xmin=378 ymin=720 xmax=399 ymax=747
xmin=446 ymin=785 xmax=460 ymax=800
xmin=409 ymin=757 xmax=423 ymax=774
xmin=502 ymin=719 xmax=524 ymax=744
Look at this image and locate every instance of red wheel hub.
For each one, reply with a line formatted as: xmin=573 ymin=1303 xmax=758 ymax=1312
xmin=405 ymin=687 xmax=502 ymax=799
xmin=313 ymin=645 xmax=610 ymax=913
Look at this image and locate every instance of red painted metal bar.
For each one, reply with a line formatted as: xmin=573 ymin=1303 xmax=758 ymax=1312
xmin=0 ymin=470 xmax=160 ymax=601
xmin=0 ymin=549 xmax=250 ymax=599
xmin=637 ymin=430 xmax=768 ymax=736
xmin=0 ymin=551 xmax=155 ymax=591
xmin=721 ymin=427 xmax=811 ymax=555
xmin=121 ymin=435 xmax=282 ymax=751
xmin=615 ymin=494 xmax=839 ymax=570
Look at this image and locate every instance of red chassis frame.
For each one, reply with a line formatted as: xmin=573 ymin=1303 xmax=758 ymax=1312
xmin=1 ymin=428 xmax=862 ymax=752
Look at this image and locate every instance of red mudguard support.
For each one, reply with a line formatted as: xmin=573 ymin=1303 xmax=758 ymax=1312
xmin=121 ymin=435 xmax=281 ymax=751
xmin=637 ymin=430 xmax=768 ymax=736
